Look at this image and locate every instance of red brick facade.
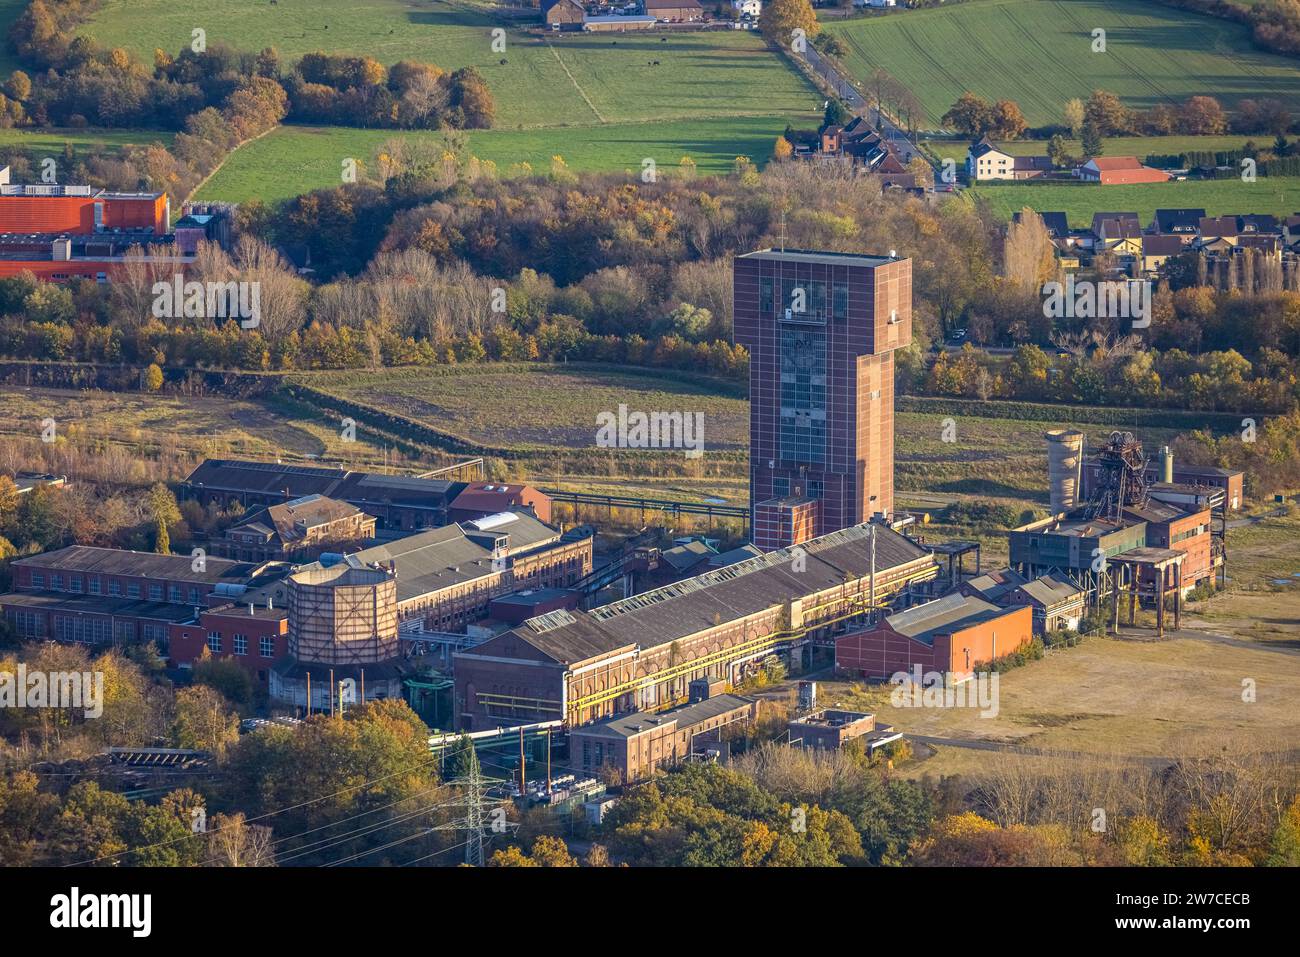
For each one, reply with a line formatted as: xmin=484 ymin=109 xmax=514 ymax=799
xmin=836 ymin=603 xmax=1033 ymax=680
xmin=734 ymin=250 xmax=912 ymax=549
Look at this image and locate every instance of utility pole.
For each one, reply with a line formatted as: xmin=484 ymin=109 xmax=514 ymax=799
xmin=464 ymin=754 xmax=486 ymax=868
xmin=518 ymin=726 xmax=527 ymax=799
xmin=869 ymin=523 xmax=877 ymax=625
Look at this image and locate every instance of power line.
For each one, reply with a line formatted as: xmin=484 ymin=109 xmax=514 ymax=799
xmin=63 ymin=752 xmax=444 ymax=867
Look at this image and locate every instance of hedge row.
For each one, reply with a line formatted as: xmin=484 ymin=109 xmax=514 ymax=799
xmin=897 ymin=395 xmax=1247 ymax=432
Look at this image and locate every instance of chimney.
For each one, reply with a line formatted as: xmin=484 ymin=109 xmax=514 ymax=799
xmin=267 ymin=596 xmax=273 ymax=610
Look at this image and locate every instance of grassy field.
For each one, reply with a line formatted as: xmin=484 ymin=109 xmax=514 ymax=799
xmin=813 ymin=507 xmax=1300 ymax=776
xmin=197 ymin=117 xmax=793 ymax=203
xmin=965 ymin=175 xmax=1299 ymax=225
xmin=320 ymin=365 xmax=749 ymax=453
xmin=0 ymin=386 xmax=393 ymax=466
xmin=826 ymin=0 xmax=1300 ymax=128
xmin=0 ymin=127 xmax=173 ymax=160
xmin=83 ymin=0 xmax=818 ymax=130
xmin=921 ymin=134 xmax=1264 ymax=164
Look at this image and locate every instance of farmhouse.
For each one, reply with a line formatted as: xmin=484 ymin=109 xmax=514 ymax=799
xmin=1077 ymin=156 xmax=1170 ymax=185
xmin=643 ymin=0 xmax=703 ymax=20
xmin=542 ymin=0 xmax=586 ymax=28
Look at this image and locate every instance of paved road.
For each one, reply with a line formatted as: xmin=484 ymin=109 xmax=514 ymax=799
xmin=799 ymin=44 xmax=921 ymax=166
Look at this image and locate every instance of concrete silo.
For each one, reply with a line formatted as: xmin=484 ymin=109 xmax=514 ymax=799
xmin=1044 ymin=430 xmax=1086 ymax=514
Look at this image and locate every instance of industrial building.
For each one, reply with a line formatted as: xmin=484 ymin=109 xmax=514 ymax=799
xmin=835 ymin=594 xmax=1034 ymax=680
xmin=1017 ymin=432 xmax=1222 ymax=596
xmin=210 ymin=494 xmax=377 ymax=562
xmin=961 ymin=571 xmax=1087 ymax=635
xmin=169 ymin=599 xmax=289 ymax=687
xmin=568 ymin=693 xmax=759 ymax=783
xmin=0 ymin=545 xmax=289 ymax=658
xmin=183 ymin=459 xmax=538 ymax=533
xmin=454 ymin=522 xmax=940 ymax=730
xmin=787 ymin=709 xmax=902 ymax=752
xmin=733 ymin=248 xmax=912 ymax=550
xmin=4 ymin=545 xmax=277 ymax=612
xmin=0 ymin=168 xmax=209 ymax=281
xmin=269 ymin=562 xmax=406 ymax=711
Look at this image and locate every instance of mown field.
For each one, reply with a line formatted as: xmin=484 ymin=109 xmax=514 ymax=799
xmin=965 ymin=175 xmax=1299 ymax=226
xmin=197 ymin=117 xmax=791 ymax=203
xmin=826 ymin=0 xmax=1300 ymax=128
xmin=0 ymin=127 xmax=174 ymax=161
xmin=83 ymin=0 xmax=818 ymax=128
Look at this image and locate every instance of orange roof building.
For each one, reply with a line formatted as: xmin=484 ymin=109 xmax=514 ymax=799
xmin=1078 ymin=157 xmax=1171 ymax=185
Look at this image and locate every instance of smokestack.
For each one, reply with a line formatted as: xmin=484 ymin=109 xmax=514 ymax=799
xmin=1045 ymin=430 xmax=1085 ymax=514
xmin=1160 ymin=446 xmax=1174 ymax=484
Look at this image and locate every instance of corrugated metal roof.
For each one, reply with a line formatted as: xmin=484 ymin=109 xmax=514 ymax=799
xmin=493 ymin=524 xmax=934 ymax=664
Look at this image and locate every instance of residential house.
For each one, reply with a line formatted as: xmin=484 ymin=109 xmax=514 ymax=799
xmin=1151 ymin=208 xmax=1204 ymax=238
xmin=731 ymin=0 xmax=761 ymax=15
xmin=1091 ymin=212 xmax=1142 ymax=262
xmin=1140 ymin=234 xmax=1187 ymax=275
xmin=1283 ymin=214 xmax=1300 ymax=248
xmin=1077 ymin=156 xmax=1170 ymax=185
xmin=967 ymin=136 xmax=1052 ymax=181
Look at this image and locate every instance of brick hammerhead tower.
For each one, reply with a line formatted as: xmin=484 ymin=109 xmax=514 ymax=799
xmin=733 ymin=248 xmax=912 ymax=550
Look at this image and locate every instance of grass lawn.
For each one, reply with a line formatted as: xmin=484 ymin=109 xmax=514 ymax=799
xmin=197 ymin=116 xmax=802 ymax=203
xmin=83 ymin=0 xmax=819 ymax=130
xmin=826 ymin=0 xmax=1300 ymax=128
xmin=964 ymin=175 xmax=1299 ymax=226
xmin=0 ymin=127 xmax=173 ymax=162
xmin=921 ymin=134 xmax=1266 ymax=165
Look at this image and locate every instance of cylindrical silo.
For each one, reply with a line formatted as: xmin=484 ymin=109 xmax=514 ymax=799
xmin=1044 ymin=430 xmax=1085 ymax=514
xmin=1159 ymin=445 xmax=1174 ymax=484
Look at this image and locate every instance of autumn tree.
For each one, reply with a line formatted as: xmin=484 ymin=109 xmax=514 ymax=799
xmin=1063 ymin=97 xmax=1084 ymax=137
xmin=146 ymin=482 xmax=180 ymax=554
xmin=1181 ymin=95 xmax=1227 ymax=135
xmin=173 ymin=685 xmax=241 ymax=758
xmin=942 ymin=92 xmax=994 ymax=136
xmin=760 ymin=0 xmax=820 ymax=49
xmin=1003 ymin=208 xmax=1057 ymax=296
